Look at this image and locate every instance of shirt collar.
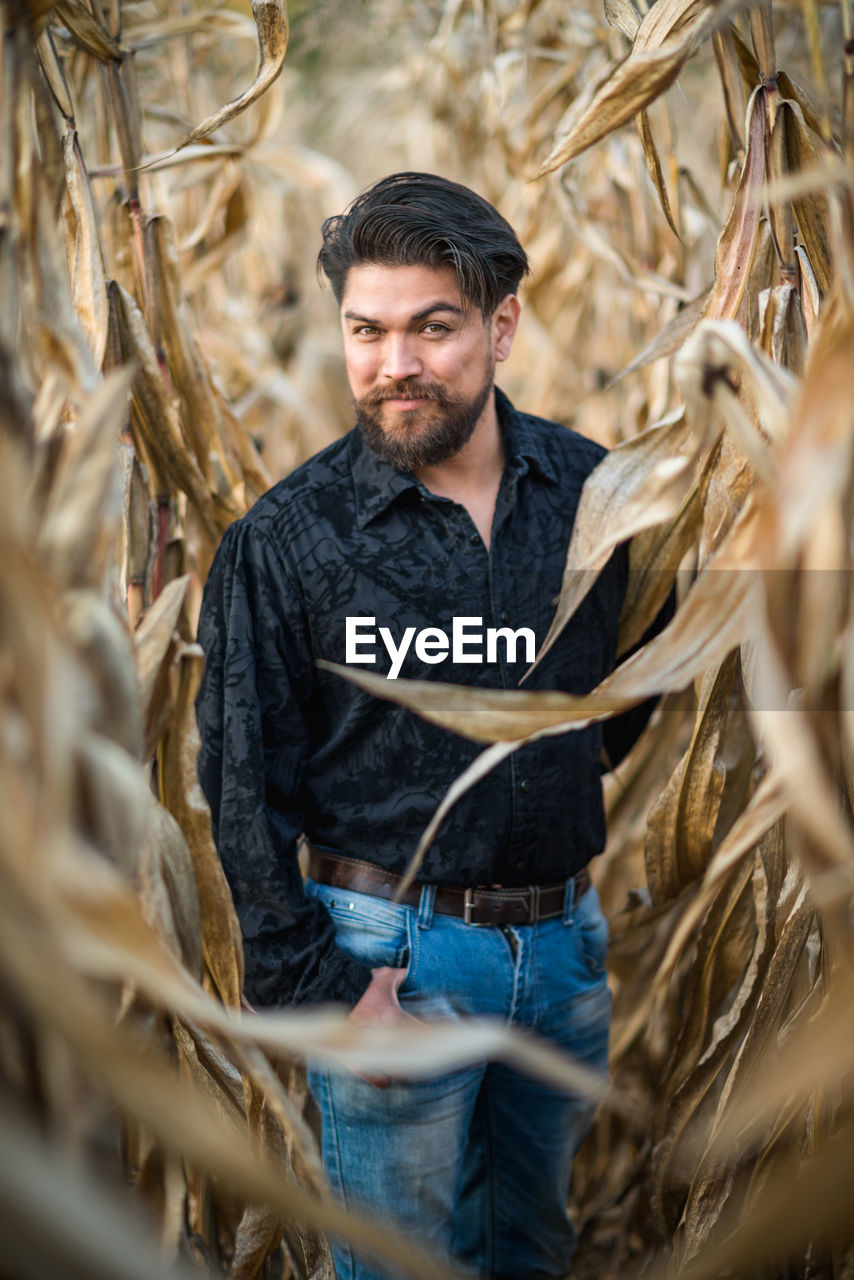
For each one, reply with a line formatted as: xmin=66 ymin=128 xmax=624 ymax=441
xmin=351 ymin=386 xmax=557 ymax=530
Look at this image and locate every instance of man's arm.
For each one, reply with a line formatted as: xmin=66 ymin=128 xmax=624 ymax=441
xmin=195 ymin=518 xmax=372 ymax=1009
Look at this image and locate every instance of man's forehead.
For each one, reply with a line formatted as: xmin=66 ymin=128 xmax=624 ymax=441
xmin=339 ymin=262 xmax=472 ymax=322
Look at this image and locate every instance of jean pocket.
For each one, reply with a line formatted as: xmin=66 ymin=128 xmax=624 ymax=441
xmin=575 ymin=888 xmax=609 ymax=975
xmin=307 ymin=880 xmax=411 ymax=972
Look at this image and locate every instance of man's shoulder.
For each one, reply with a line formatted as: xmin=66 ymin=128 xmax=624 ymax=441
xmin=509 ymin=401 xmax=608 ymax=484
xmin=238 ymin=430 xmax=357 ymax=542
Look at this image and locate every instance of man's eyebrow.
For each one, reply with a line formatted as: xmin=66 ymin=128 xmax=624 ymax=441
xmin=342 ymin=301 xmax=465 ymax=325
xmin=410 ymin=301 xmax=465 ymax=322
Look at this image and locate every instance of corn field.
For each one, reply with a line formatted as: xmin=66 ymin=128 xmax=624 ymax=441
xmin=1 ymin=0 xmax=854 ymax=1275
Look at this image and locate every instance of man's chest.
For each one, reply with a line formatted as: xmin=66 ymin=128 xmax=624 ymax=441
xmin=282 ymin=487 xmax=618 ymax=692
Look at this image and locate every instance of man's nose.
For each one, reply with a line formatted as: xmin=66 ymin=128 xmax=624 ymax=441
xmin=381 ymin=335 xmax=422 ymax=382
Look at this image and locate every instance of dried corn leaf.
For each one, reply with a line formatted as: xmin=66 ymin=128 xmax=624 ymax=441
xmin=63 ymin=589 xmax=143 ymax=758
xmin=758 ymin=282 xmax=807 ymax=374
xmin=705 ymin=968 xmax=854 ymax=1175
xmin=746 ymin=1 xmax=775 ymax=86
xmin=170 ymin=0 xmax=288 ymax=153
xmin=616 ymin=466 xmax=705 ymax=656
xmin=22 ymin=165 xmax=99 ymax=394
xmin=780 ymin=99 xmax=833 ymax=295
xmin=644 ymin=653 xmax=738 ymax=904
xmin=749 ymin=620 xmax=854 ymax=886
xmin=104 ymin=60 xmax=142 ymax=193
xmin=139 ymin=795 xmax=203 ymax=980
xmin=712 ymin=26 xmax=746 ymax=152
xmin=37 ymin=367 xmax=134 ymax=587
xmin=217 ymin=392 xmax=272 ymax=503
xmin=649 ymin=849 xmax=770 ymax=1235
xmin=74 ymin=732 xmax=151 ymax=872
xmin=110 ymin=281 xmax=219 ymax=543
xmin=771 ymin=298 xmax=854 ymax=562
xmin=604 ymin=0 xmax=641 ymax=41
xmin=0 ymin=1103 xmax=202 ymax=1280
xmin=64 ymin=130 xmax=108 ymax=368
xmin=531 ymin=411 xmax=700 ymax=675
xmin=230 ymin=1085 xmax=289 ymax=1279
xmin=147 ymin=216 xmax=245 ymax=522
xmin=671 ymin=1129 xmax=854 ymax=1280
xmin=703 ymin=86 xmax=767 ymax=321
xmin=158 ymin=642 xmax=244 ymax=1007
xmin=133 ymin=573 xmax=190 ymax=759
xmin=52 ymin=0 xmax=122 ymax=62
xmin=125 ymin=447 xmax=151 ymax=593
xmin=532 ymin=0 xmax=716 ymax=177
xmin=638 ymin=108 xmax=679 ymax=237
xmin=609 ymin=288 xmax=712 ymax=386
xmin=765 ymin=92 xmax=796 ymax=274
xmin=124 ymin=8 xmax=257 ymax=49
xmin=675 ymin=878 xmax=816 ymax=1276
xmin=654 ymin=772 xmax=788 ymax=994
xmin=35 ymin=27 xmax=74 ymax=120
xmin=229 ymin=1200 xmax=285 ymax=1280
xmin=180 ymin=157 xmax=244 ymax=251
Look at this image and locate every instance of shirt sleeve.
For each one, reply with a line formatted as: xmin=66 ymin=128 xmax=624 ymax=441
xmin=195 ymin=518 xmax=373 ymax=1009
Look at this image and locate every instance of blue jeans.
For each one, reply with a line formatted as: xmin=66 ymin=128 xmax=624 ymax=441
xmin=305 ymin=876 xmax=611 ymax=1280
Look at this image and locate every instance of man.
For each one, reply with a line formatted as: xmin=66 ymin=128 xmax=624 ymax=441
xmin=196 ymin=172 xmax=663 ymax=1279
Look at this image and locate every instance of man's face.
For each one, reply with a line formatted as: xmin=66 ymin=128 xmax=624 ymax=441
xmin=339 ymin=263 xmax=515 ymax=471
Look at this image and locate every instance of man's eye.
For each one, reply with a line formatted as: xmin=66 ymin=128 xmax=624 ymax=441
xmin=423 ymin=323 xmax=451 ymax=335
xmin=353 ymin=326 xmax=380 ymax=337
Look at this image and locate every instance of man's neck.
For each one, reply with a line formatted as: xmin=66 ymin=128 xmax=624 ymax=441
xmin=414 ymin=393 xmax=505 ymax=548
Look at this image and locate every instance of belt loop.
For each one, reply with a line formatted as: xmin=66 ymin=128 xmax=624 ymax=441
xmin=417 ymin=884 xmax=436 ymax=930
xmin=562 ymin=875 xmax=576 ymax=926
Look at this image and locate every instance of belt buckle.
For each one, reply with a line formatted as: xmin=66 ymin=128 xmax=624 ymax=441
xmin=463 ymin=888 xmax=488 ymax=926
xmin=527 ymin=884 xmax=540 ymax=924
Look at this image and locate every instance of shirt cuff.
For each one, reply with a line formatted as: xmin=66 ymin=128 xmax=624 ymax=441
xmin=319 ymin=950 xmax=375 ymax=1009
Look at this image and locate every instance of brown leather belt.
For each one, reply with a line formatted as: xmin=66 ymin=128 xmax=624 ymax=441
xmin=306 ymin=847 xmax=590 ymax=927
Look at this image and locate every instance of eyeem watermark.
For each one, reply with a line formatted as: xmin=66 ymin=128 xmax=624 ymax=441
xmin=346 ymin=616 xmax=536 ymax=679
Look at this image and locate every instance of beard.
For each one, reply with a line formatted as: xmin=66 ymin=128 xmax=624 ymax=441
xmin=355 ymin=366 xmax=495 ymax=472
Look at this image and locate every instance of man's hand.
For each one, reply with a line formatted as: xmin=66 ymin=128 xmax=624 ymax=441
xmin=349 ymin=965 xmax=418 ymax=1088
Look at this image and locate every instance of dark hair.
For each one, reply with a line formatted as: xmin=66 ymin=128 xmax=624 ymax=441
xmin=318 ymin=172 xmax=529 ymax=315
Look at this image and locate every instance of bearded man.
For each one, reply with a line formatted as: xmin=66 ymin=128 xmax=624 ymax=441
xmin=196 ymin=172 xmax=667 ymax=1280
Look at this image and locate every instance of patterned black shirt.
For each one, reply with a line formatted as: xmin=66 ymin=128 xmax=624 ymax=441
xmin=196 ymin=389 xmax=662 ymax=1009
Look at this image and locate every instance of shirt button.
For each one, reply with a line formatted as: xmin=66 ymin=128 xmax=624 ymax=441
xmin=469 ymin=532 xmax=480 ymax=546
xmin=500 ymin=609 xmax=510 ymax=624
xmin=520 ymin=778 xmax=530 ymax=794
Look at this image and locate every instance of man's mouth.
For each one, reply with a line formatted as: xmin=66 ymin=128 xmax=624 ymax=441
xmin=383 ymin=395 xmax=429 ymax=410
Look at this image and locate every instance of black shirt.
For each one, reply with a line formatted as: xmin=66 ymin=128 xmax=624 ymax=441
xmin=196 ymin=389 xmax=660 ymax=1009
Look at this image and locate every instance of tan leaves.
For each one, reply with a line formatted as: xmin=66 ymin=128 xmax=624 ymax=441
xmin=704 ymin=86 xmax=768 ymax=321
xmin=158 ymin=642 xmax=245 ymax=1008
xmin=531 ymin=410 xmax=701 ymax=674
xmin=532 ymin=0 xmax=717 ymax=178
xmin=168 ymin=0 xmax=289 ymax=154
xmin=146 ymin=216 xmax=247 ymax=525
xmin=63 ymin=131 xmax=108 ymax=369
xmin=110 ymin=280 xmax=220 ymax=544
xmin=52 ymin=0 xmax=121 ymax=62
xmin=36 ymin=367 xmax=134 ymax=587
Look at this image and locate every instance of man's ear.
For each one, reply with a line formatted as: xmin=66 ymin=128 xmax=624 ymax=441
xmin=492 ymin=294 xmax=521 ymax=363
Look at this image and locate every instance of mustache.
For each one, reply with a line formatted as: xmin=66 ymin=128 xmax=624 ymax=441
xmin=358 ymin=380 xmax=449 ymax=408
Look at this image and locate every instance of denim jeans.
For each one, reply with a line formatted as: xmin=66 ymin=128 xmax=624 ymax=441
xmin=305 ymin=875 xmax=611 ymax=1280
